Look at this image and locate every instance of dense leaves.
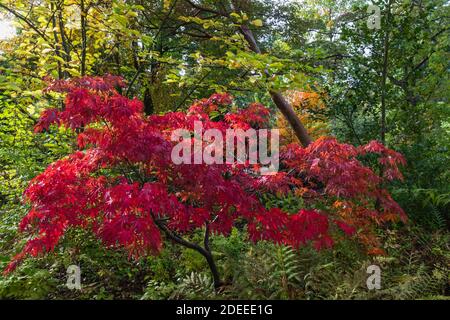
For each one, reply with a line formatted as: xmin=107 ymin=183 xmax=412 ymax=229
xmin=1 ymin=0 xmax=447 ymax=300
xmin=5 ymin=76 xmax=406 ymax=273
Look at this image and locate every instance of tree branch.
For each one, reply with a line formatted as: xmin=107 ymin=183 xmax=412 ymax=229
xmin=0 ymin=3 xmax=50 ymax=43
xmin=182 ymin=1 xmax=313 ymax=146
xmin=150 ymin=212 xmax=222 ymax=289
xmin=239 ymin=24 xmax=312 ymax=146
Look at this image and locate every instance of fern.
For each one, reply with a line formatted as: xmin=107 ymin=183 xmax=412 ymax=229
xmin=372 ymin=264 xmax=448 ymax=300
xmin=228 ymin=243 xmax=303 ymax=299
xmin=267 ymin=245 xmax=302 ymax=299
xmin=429 ymin=205 xmax=447 ymax=230
xmin=171 ymin=272 xmax=215 ymax=300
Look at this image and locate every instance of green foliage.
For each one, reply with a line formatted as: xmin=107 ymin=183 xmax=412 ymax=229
xmin=0 ymin=258 xmax=58 ymax=299
xmin=172 ymin=272 xmax=215 ymax=300
xmin=141 ymin=279 xmax=177 ymax=300
xmin=393 ymin=187 xmax=449 ymax=230
xmin=0 ymin=0 xmax=448 ymax=301
xmin=261 ymin=191 xmax=304 ymax=214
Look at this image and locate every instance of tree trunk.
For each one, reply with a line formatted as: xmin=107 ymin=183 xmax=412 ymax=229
xmin=80 ymin=0 xmax=87 ymax=76
xmin=380 ymin=0 xmax=391 ymax=145
xmin=270 ymin=91 xmax=313 ymax=147
xmin=239 ymin=25 xmax=313 ymax=147
xmin=143 ymin=87 xmax=155 ymax=115
xmin=182 ymin=1 xmax=314 ymax=147
xmin=152 ymin=215 xmax=223 ymax=290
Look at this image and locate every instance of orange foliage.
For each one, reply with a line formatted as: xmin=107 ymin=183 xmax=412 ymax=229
xmin=277 ymin=91 xmax=329 ymax=145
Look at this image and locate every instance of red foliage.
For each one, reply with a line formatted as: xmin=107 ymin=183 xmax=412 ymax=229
xmin=225 ymin=102 xmax=270 ymax=129
xmin=4 ymin=76 xmax=407 ymax=273
xmin=281 ymin=137 xmax=407 ymax=248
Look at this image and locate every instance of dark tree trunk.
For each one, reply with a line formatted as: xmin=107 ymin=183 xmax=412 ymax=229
xmin=143 ymin=87 xmax=154 ymax=115
xmin=152 ymin=215 xmax=223 ymax=290
xmin=380 ymin=0 xmax=391 ymax=145
xmin=80 ymin=0 xmax=87 ymax=76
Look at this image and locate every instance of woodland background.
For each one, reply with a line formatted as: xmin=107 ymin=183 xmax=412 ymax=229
xmin=0 ymin=0 xmax=448 ymax=299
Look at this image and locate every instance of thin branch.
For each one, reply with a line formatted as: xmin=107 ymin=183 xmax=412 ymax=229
xmin=184 ymin=0 xmax=227 ymax=17
xmin=0 ymin=3 xmax=51 ymax=43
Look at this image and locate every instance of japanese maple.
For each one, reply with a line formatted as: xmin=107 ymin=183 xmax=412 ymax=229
xmin=5 ymin=76 xmax=406 ymax=288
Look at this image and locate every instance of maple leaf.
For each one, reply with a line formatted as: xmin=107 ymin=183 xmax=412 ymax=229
xmin=4 ymin=76 xmax=407 ymax=274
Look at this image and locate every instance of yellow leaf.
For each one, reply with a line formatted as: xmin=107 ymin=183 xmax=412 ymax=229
xmin=163 ymin=0 xmax=172 ymax=11
xmin=251 ymin=19 xmax=263 ymax=27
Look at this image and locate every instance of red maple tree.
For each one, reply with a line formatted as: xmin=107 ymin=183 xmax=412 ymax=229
xmin=5 ymin=76 xmax=407 ymax=288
